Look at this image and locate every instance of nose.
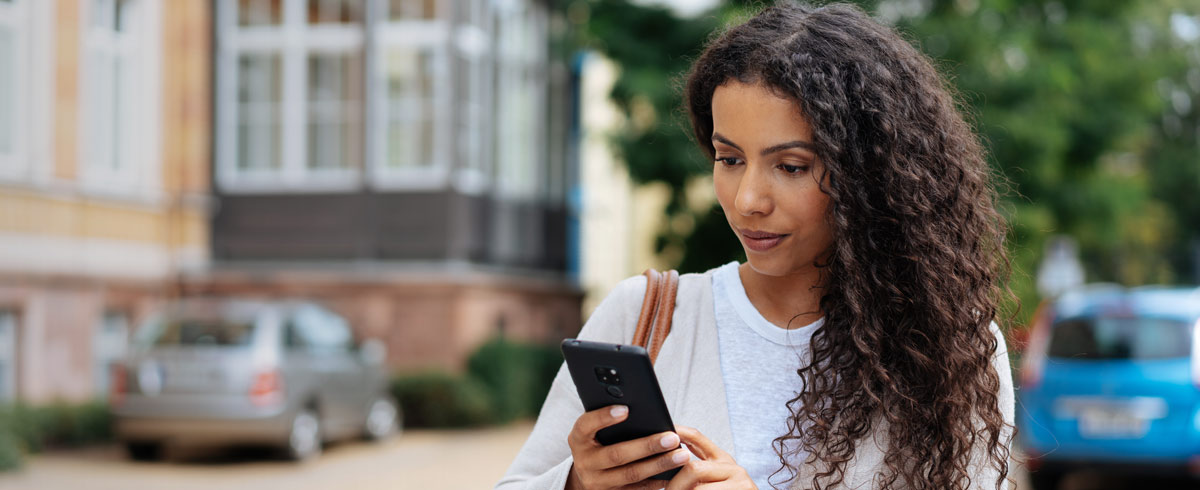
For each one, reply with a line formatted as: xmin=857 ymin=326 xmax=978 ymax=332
xmin=734 ymin=162 xmax=773 ymax=216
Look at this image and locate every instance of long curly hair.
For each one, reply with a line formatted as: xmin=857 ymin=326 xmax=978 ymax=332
xmin=684 ymin=3 xmax=1014 ymax=490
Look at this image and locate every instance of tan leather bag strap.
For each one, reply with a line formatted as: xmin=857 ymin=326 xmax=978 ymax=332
xmin=632 ymin=268 xmax=680 ymax=364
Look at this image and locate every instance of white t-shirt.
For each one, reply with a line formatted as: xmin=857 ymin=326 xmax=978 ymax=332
xmin=712 ymin=261 xmax=823 ymax=490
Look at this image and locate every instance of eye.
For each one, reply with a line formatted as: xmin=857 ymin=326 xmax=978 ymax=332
xmin=715 ymin=157 xmax=742 ymax=167
xmin=778 ymin=163 xmax=809 ymax=174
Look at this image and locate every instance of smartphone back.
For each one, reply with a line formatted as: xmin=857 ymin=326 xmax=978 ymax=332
xmin=560 ymin=338 xmax=675 ymax=446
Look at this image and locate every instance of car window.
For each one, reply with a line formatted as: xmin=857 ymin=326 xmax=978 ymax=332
xmin=286 ymin=306 xmax=353 ymax=353
xmin=1048 ymin=316 xmax=1192 ymax=360
xmin=140 ymin=318 xmax=257 ymax=347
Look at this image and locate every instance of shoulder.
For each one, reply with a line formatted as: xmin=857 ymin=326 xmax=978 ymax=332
xmin=603 ymin=265 xmax=724 ymax=310
xmin=578 ymin=267 xmax=724 ymax=344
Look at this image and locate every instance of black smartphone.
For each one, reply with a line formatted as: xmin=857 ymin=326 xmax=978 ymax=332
xmin=560 ymin=338 xmax=681 ymax=480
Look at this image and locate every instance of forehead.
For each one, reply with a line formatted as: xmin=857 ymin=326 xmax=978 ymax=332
xmin=711 ymin=81 xmax=813 ymax=144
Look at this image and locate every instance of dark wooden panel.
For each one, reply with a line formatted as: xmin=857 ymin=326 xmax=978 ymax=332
xmin=213 ymin=193 xmax=374 ymax=260
xmin=372 ymin=192 xmax=455 ymax=260
xmin=212 ymin=190 xmax=569 ymax=271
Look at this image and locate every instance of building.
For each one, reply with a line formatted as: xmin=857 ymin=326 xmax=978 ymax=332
xmin=197 ymin=0 xmax=582 ymax=372
xmin=0 ymin=0 xmax=581 ymax=403
xmin=0 ymin=0 xmax=211 ymax=403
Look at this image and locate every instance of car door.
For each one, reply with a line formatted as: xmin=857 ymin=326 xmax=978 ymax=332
xmin=289 ymin=305 xmax=362 ymax=438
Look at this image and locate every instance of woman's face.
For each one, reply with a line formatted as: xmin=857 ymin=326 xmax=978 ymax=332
xmin=711 ymin=80 xmax=834 ymax=277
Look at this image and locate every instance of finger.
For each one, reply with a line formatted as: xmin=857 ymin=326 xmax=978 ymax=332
xmin=599 ymin=447 xmax=691 ymax=488
xmin=664 ymin=460 xmax=738 ymax=490
xmin=621 ymin=479 xmax=669 ymax=490
xmin=570 ymin=405 xmax=629 ymax=449
xmin=594 ymin=430 xmax=681 ymax=470
xmin=674 ymin=425 xmax=734 ymax=463
xmin=696 ymin=482 xmax=755 ymax=490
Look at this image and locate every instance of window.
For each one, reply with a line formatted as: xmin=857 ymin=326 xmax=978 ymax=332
xmin=451 ymin=0 xmax=492 ymax=193
xmin=81 ymin=0 xmax=153 ymax=192
xmin=493 ymin=0 xmax=546 ymax=200
xmin=92 ymin=311 xmax=129 ymax=400
xmin=286 ymin=305 xmax=352 ymax=353
xmin=1049 ymin=316 xmax=1193 ymax=360
xmin=217 ymin=0 xmax=366 ymax=192
xmin=370 ymin=0 xmax=449 ymax=189
xmin=0 ymin=311 xmax=16 ymax=402
xmin=0 ymin=0 xmax=27 ymax=180
xmin=216 ymin=0 xmax=547 ymax=193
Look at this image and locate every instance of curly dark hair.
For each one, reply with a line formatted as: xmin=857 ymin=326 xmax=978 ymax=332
xmin=684 ymin=3 xmax=1015 ymax=490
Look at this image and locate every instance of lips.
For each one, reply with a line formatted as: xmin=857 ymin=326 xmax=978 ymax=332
xmin=737 ymin=228 xmax=789 ymax=252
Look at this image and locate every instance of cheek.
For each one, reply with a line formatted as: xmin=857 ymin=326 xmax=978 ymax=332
xmin=789 ymin=191 xmax=832 ymax=233
xmin=712 ymin=169 xmax=737 ymax=212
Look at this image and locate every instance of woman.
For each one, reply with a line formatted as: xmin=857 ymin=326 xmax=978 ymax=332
xmin=497 ymin=3 xmax=1014 ymax=489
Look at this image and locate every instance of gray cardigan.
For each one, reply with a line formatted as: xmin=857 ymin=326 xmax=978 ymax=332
xmin=496 ymin=268 xmax=1014 ymax=490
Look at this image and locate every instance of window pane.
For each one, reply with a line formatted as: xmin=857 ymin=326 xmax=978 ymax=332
xmin=237 ymin=53 xmax=283 ymax=171
xmin=147 ymin=319 xmax=257 ymax=347
xmin=1048 ymin=317 xmax=1193 ymax=360
xmin=385 ymin=47 xmax=436 ymax=169
xmin=237 ymin=0 xmax=282 ymax=26
xmin=306 ymin=52 xmax=363 ymax=170
xmin=0 ymin=312 xmax=15 ymax=402
xmin=115 ymin=0 xmax=135 ymax=32
xmin=388 ymin=0 xmax=437 ymax=20
xmin=86 ymin=48 xmax=117 ymax=172
xmin=93 ymin=312 xmax=129 ymax=399
xmin=308 ymin=0 xmax=364 ymax=24
xmin=0 ymin=27 xmax=12 ymax=154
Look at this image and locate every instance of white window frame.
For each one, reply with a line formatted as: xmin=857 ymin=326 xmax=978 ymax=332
xmin=367 ymin=2 xmax=452 ymax=191
xmin=216 ymin=0 xmax=366 ymax=194
xmin=77 ymin=0 xmax=163 ymax=201
xmin=0 ymin=0 xmax=29 ymax=182
xmin=449 ymin=0 xmax=493 ymax=195
xmin=493 ymin=0 xmax=547 ymax=201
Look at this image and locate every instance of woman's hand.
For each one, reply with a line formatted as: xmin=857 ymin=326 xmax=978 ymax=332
xmin=565 ymin=404 xmax=692 ymax=490
xmin=666 ymin=425 xmax=757 ymax=490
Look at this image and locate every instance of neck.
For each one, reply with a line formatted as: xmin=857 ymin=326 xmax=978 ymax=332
xmin=737 ymin=261 xmax=825 ymax=329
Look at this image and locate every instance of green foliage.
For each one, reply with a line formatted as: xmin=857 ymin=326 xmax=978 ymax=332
xmin=390 ymin=337 xmax=564 ymax=429
xmin=467 ymin=337 xmax=564 ymax=424
xmin=391 ymin=371 xmax=494 ymax=428
xmin=0 ymin=432 xmax=21 ymax=472
xmin=0 ymin=401 xmax=114 ymax=472
xmin=576 ymin=0 xmax=1200 ymax=327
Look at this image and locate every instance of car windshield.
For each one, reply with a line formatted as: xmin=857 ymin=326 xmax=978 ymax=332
xmin=134 ymin=303 xmax=261 ymax=348
xmin=1048 ymin=316 xmax=1193 ymax=360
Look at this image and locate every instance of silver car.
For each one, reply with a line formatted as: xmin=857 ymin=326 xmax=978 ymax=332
xmin=112 ymin=298 xmax=400 ymax=461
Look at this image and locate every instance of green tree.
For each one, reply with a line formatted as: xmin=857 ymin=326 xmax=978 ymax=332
xmin=575 ymin=0 xmax=1200 ymax=325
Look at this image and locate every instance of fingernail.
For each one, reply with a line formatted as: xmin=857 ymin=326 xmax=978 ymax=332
xmin=672 ymin=449 xmax=689 ymax=464
xmin=610 ymin=405 xmax=628 ymax=418
xmin=660 ymin=433 xmax=679 ymax=449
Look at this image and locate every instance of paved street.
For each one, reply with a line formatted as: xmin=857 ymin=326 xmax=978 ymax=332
xmin=0 ymin=421 xmax=1195 ymax=489
xmin=0 ymin=421 xmax=536 ymax=490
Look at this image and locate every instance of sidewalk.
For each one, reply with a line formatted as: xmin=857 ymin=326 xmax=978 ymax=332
xmin=0 ymin=421 xmax=536 ymax=490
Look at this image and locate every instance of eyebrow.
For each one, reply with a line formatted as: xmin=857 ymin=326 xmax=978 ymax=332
xmin=712 ymin=132 xmax=816 ymax=156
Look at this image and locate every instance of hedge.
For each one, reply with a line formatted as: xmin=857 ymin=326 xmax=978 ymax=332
xmin=392 ymin=336 xmax=564 ymax=428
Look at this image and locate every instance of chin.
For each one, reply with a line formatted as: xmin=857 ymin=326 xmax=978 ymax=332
xmin=742 ymin=253 xmax=793 ymax=277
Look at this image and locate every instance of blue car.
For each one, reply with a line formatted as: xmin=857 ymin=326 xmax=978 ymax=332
xmin=1017 ymin=284 xmax=1200 ymax=489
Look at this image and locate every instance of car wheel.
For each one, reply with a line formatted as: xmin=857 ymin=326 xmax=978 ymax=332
xmin=125 ymin=441 xmax=163 ymax=462
xmin=1029 ymin=468 xmax=1064 ymax=490
xmin=363 ymin=397 xmax=400 ymax=441
xmin=285 ymin=408 xmax=322 ymax=461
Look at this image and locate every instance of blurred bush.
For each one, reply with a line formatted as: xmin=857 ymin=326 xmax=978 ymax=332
xmin=391 ymin=371 xmax=493 ymax=428
xmin=392 ymin=337 xmax=564 ymax=428
xmin=0 ymin=401 xmax=112 ymax=471
xmin=467 ymin=337 xmax=563 ymax=423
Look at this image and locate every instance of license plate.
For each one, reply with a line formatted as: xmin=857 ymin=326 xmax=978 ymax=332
xmin=1078 ymin=407 xmax=1147 ymax=438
